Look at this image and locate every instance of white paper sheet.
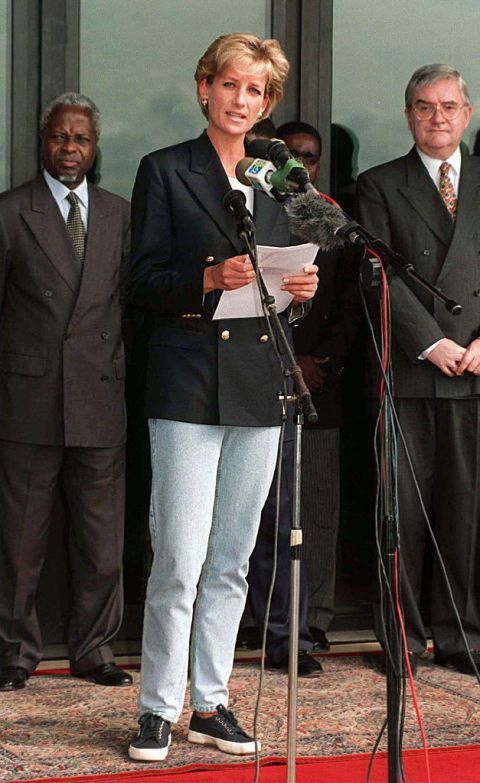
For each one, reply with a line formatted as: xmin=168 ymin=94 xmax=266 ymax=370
xmin=212 ymin=243 xmax=318 ymax=320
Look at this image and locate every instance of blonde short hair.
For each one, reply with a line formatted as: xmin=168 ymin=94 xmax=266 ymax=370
xmin=195 ymin=33 xmax=290 ymax=118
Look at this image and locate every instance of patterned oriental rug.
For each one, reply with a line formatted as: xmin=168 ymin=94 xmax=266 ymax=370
xmin=1 ymin=654 xmax=480 ymax=783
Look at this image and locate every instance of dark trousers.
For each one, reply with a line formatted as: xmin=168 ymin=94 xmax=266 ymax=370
xmin=247 ymin=438 xmax=312 ymax=662
xmin=0 ymin=440 xmax=126 ymax=674
xmin=391 ymin=398 xmax=480 ymax=656
xmin=301 ymin=428 xmax=340 ymax=631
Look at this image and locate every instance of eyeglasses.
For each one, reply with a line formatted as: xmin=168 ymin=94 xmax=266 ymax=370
xmin=288 ymin=149 xmax=319 ymax=168
xmin=410 ymin=100 xmax=468 ymax=121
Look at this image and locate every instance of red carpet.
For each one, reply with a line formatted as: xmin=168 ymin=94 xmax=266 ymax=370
xmin=17 ymin=745 xmax=480 ymax=783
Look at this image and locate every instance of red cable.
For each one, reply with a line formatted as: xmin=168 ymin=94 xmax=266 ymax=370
xmin=394 ymin=543 xmax=432 ymax=782
xmin=373 ymin=255 xmax=431 ymax=783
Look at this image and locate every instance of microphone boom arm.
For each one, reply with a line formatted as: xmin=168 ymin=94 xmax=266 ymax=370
xmin=337 ymin=218 xmax=462 ymax=316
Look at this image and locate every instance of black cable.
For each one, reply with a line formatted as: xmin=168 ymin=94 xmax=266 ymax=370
xmin=253 ymin=419 xmax=286 ymax=783
xmin=239 ymin=224 xmax=305 ymax=783
xmin=360 ymin=249 xmax=480 ymax=783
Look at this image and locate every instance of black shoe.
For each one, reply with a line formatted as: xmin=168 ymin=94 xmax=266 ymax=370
xmin=128 ymin=713 xmax=171 ymax=761
xmin=309 ymin=627 xmax=330 ymax=651
xmin=0 ymin=666 xmax=28 ymax=691
xmin=188 ymin=704 xmax=259 ymax=755
xmin=235 ymin=626 xmax=262 ymax=651
xmin=269 ymin=650 xmax=323 ymax=677
xmin=434 ymin=650 xmax=480 ymax=676
xmin=79 ymin=662 xmax=133 ymax=686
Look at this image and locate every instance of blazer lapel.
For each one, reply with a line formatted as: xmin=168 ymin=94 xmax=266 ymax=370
xmin=253 ymin=189 xmax=289 ymax=245
xmin=177 ymin=131 xmax=244 ymax=254
xmin=20 ymin=175 xmax=81 ymax=293
xmin=398 ymin=147 xmax=454 ymax=249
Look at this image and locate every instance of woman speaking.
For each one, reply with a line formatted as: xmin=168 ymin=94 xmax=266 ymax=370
xmin=128 ymin=33 xmax=318 ymax=762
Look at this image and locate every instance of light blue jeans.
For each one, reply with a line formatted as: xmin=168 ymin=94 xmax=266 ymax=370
xmin=139 ymin=419 xmax=281 ymax=722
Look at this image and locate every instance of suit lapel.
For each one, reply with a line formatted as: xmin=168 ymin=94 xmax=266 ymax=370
xmin=438 ymin=152 xmax=480 ymax=282
xmin=398 ymin=147 xmax=454 ymax=248
xmin=20 ymin=175 xmax=81 ymax=292
xmin=68 ymin=184 xmax=119 ymax=329
xmin=177 ymin=131 xmax=244 ymax=254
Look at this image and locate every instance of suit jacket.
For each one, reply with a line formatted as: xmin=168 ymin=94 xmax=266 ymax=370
xmin=292 ymin=245 xmax=362 ymax=428
xmin=356 ymin=146 xmax=480 ymax=398
xmin=0 ymin=174 xmax=130 ymax=446
xmin=129 ymin=131 xmax=298 ymax=427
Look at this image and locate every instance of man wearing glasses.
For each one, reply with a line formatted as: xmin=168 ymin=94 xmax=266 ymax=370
xmin=357 ymin=64 xmax=480 ymax=676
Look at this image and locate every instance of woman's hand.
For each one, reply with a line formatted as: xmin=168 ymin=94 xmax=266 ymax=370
xmin=281 ymin=265 xmax=319 ymax=304
xmin=204 ymin=255 xmax=256 ymax=293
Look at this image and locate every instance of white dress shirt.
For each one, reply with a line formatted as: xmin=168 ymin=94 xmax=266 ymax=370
xmin=43 ymin=169 xmax=89 ymax=228
xmin=416 ymin=146 xmax=461 ymax=195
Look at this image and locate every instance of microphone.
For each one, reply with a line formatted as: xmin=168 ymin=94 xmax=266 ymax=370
xmin=285 ymin=191 xmax=366 ymax=251
xmin=246 ymin=137 xmax=290 ymax=167
xmin=235 ymin=157 xmax=278 ymax=199
xmin=246 ymin=137 xmax=313 ymax=193
xmin=235 ymin=156 xmax=306 ymax=202
xmin=223 ymin=189 xmax=255 ymax=231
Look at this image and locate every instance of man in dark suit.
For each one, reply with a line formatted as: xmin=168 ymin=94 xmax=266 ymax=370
xmin=247 ymin=122 xmax=361 ymax=674
xmin=0 ymin=92 xmax=132 ymax=691
xmin=357 ymin=64 xmax=480 ymax=675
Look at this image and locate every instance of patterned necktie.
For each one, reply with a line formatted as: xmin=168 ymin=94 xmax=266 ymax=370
xmin=438 ymin=161 xmax=457 ymax=219
xmin=66 ymin=191 xmax=86 ymax=261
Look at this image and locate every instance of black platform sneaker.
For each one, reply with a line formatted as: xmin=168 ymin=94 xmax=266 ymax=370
xmin=188 ymin=705 xmax=259 ymax=755
xmin=128 ymin=713 xmax=171 ymax=761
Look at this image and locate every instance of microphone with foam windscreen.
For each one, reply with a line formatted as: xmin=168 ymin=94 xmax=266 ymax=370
xmin=285 ymin=191 xmax=366 ymax=251
xmin=287 ymin=195 xmax=464 ymax=315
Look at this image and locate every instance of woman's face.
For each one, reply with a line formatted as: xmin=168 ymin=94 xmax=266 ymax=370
xmin=199 ymin=64 xmax=269 ymax=139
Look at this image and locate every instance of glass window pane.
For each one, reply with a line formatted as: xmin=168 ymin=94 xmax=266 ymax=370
xmin=332 ymin=0 xmax=480 ymax=176
xmin=80 ymin=1 xmax=270 ymax=198
xmin=0 ymin=0 xmax=11 ymax=190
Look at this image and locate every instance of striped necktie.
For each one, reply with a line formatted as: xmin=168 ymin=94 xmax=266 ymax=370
xmin=66 ymin=191 xmax=86 ymax=261
xmin=438 ymin=161 xmax=457 ymax=219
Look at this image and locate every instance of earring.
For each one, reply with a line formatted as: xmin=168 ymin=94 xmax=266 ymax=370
xmin=257 ymin=110 xmax=263 ymax=119
xmin=202 ymin=98 xmax=208 ymax=109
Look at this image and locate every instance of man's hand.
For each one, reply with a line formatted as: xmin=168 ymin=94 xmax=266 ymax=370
xmin=281 ymin=265 xmax=319 ymax=304
xmin=296 ymin=354 xmax=330 ymax=392
xmin=455 ymin=337 xmax=480 ymax=376
xmin=204 ymin=255 xmax=255 ymax=293
xmin=426 ymin=337 xmax=465 ymax=376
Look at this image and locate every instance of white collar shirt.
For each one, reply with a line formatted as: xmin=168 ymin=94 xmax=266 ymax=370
xmin=43 ymin=169 xmax=89 ymax=227
xmin=416 ymin=146 xmax=462 ymax=196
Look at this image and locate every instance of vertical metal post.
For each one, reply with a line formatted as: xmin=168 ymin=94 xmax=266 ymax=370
xmin=286 ymin=411 xmax=304 ymax=783
xmin=382 ymin=405 xmax=402 ymax=783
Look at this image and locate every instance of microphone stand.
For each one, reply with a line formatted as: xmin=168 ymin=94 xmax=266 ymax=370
xmin=235 ymin=212 xmax=317 ymax=783
xmin=247 ymin=175 xmax=462 ymax=783
xmin=356 ymin=229 xmax=460 ymax=783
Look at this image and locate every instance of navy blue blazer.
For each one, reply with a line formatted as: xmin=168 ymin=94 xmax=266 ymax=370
xmin=129 ymin=131 xmax=297 ymax=427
